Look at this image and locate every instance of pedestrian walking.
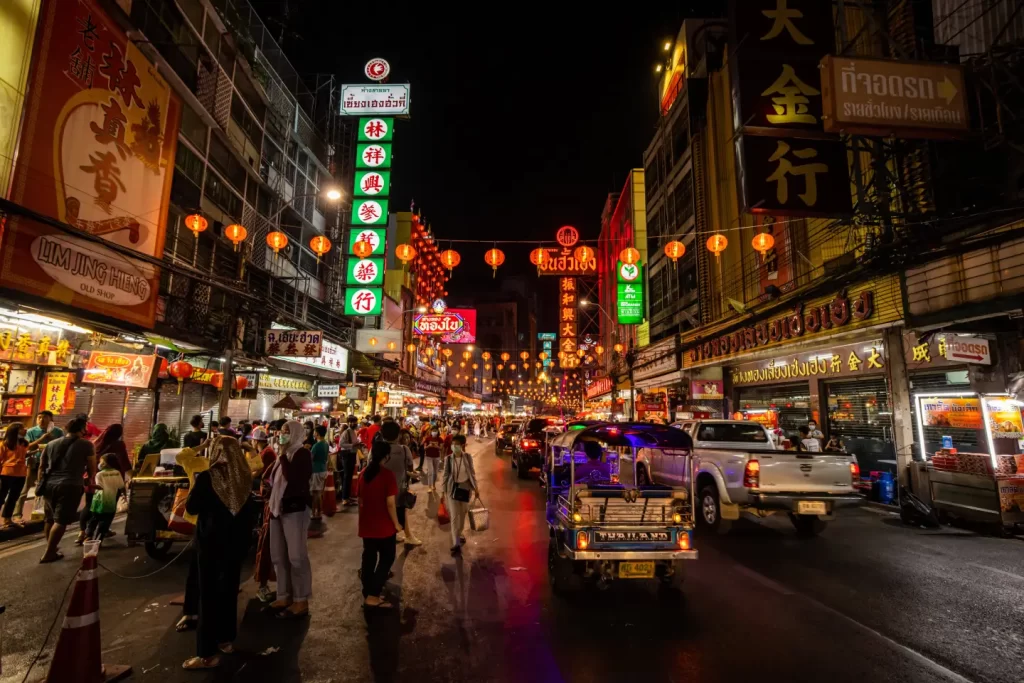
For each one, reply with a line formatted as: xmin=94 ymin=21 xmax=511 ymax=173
xmin=13 ymin=410 xmax=63 ymax=521
xmin=358 ymin=440 xmax=403 ymax=609
xmin=181 ymin=437 xmax=255 ymax=670
xmin=267 ymin=420 xmax=313 ymax=619
xmin=85 ymin=454 xmax=125 ymax=543
xmin=421 ymin=426 xmax=443 ymax=492
xmin=38 ymin=417 xmax=96 ymax=563
xmin=441 ymin=434 xmax=480 ymax=556
xmin=0 ymin=424 xmax=29 ymax=528
xmin=337 ymin=415 xmax=360 ymax=506
xmin=253 ymin=431 xmax=277 ymax=603
xmin=380 ymin=421 xmax=420 ymax=546
xmin=309 ymin=425 xmax=330 ymax=525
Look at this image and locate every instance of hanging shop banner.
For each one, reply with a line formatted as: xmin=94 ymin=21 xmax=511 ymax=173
xmin=919 ymin=397 xmax=984 ymax=430
xmin=82 ymin=351 xmax=157 ymax=388
xmin=346 ymin=257 xmax=385 ymax=286
xmin=617 ymin=285 xmax=644 ymax=324
xmin=586 ymin=376 xmax=614 ymax=400
xmin=43 ymin=371 xmax=75 ymax=413
xmin=318 ymin=384 xmax=341 ymax=398
xmin=944 ymin=336 xmax=991 ymax=365
xmin=264 ymin=329 xmax=323 ymax=358
xmin=258 ymin=373 xmax=312 ymax=394
xmin=535 ymin=248 xmax=597 ymax=276
xmin=820 ymin=56 xmax=968 ymax=138
xmin=986 ymin=398 xmax=1024 ymax=440
xmin=0 ymin=0 xmax=42 ymax=197
xmin=358 ymin=117 xmax=393 ymax=142
xmin=1 ymin=0 xmax=181 ymax=328
xmin=344 ymin=288 xmax=383 ymax=316
xmin=351 ymin=199 xmax=389 ymax=226
xmin=273 ymin=337 xmax=349 ymax=374
xmin=559 ymin=277 xmax=579 ymax=369
xmin=412 ymin=308 xmax=477 ymax=343
xmin=736 ymin=135 xmax=852 ymax=216
xmin=730 ymin=339 xmax=886 ymax=385
xmin=339 ymin=84 xmax=410 ymax=116
xmin=691 ymin=380 xmax=724 ymax=400
xmin=4 ymin=396 xmax=34 ymax=417
xmin=189 ymin=366 xmax=221 ymax=385
xmin=354 ymin=170 xmax=391 ymax=197
xmin=537 ymin=332 xmax=557 ymax=342
xmin=0 ymin=321 xmax=76 ymax=367
xmin=685 ymin=277 xmax=903 ymax=366
xmin=348 ymin=228 xmax=386 ymax=256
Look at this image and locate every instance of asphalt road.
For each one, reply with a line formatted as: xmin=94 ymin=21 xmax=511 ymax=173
xmin=0 ymin=435 xmax=1021 ymax=683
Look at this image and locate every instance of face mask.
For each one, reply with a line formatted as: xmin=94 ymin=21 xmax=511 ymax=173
xmin=809 ymin=425 xmax=817 ymax=430
xmin=431 ymin=431 xmax=439 ymax=437
xmin=452 ymin=445 xmax=463 ymax=455
xmin=279 ymin=434 xmax=290 ymax=445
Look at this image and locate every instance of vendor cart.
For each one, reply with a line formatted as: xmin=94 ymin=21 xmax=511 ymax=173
xmin=124 ymin=475 xmax=192 ymax=560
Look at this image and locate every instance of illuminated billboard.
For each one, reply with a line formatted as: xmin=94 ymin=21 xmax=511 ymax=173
xmin=413 ymin=308 xmax=476 ymax=344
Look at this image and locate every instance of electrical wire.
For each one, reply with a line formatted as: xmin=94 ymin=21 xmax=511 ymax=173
xmin=97 ymin=539 xmax=194 ymax=579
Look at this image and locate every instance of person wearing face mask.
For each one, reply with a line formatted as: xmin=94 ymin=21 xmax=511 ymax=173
xmin=266 ymin=420 xmax=313 ymax=619
xmin=441 ymin=434 xmax=480 ymax=556
xmin=336 ymin=415 xmax=361 ymax=507
xmin=807 ymin=420 xmax=824 ymax=442
xmin=421 ymin=425 xmax=444 ymax=493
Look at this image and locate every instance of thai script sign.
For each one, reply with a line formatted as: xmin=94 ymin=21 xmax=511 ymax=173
xmin=586 ymin=377 xmax=614 ymax=400
xmin=919 ymin=397 xmax=983 ymax=430
xmin=340 ymin=84 xmax=410 ymax=116
xmin=821 ymin=56 xmax=968 ymax=138
xmin=730 ymin=340 xmax=885 ymax=385
xmin=413 ymin=308 xmax=477 ymax=344
xmin=1 ymin=0 xmax=180 ymax=328
xmin=82 ymin=351 xmax=157 ymax=388
xmin=535 ymin=248 xmax=597 ymax=276
xmin=264 ymin=329 xmax=323 ymax=358
xmin=258 ymin=374 xmax=312 ymax=393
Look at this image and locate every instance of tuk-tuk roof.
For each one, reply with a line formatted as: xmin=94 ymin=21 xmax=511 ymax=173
xmin=570 ymin=422 xmax=693 ymax=449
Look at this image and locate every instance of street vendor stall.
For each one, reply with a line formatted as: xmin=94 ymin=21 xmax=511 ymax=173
xmin=913 ymin=392 xmax=1023 ymax=531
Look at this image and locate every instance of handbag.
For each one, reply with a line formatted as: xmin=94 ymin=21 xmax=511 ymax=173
xmin=450 ymin=455 xmax=472 ymax=502
xmin=468 ymin=506 xmax=489 ymax=531
xmin=399 ymin=482 xmax=417 ymax=509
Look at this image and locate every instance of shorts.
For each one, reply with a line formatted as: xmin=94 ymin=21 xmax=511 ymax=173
xmin=309 ymin=471 xmax=329 ymax=493
xmin=44 ymin=484 xmax=84 ymax=526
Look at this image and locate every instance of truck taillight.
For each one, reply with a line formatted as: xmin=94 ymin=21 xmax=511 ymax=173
xmin=850 ymin=461 xmax=860 ymax=481
xmin=744 ymin=459 xmax=760 ymax=488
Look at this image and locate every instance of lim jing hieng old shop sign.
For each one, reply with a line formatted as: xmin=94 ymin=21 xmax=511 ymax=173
xmin=686 ymin=278 xmax=903 ymax=366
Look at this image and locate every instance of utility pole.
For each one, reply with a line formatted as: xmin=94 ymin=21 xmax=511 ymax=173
xmin=625 ymin=342 xmax=638 ymax=422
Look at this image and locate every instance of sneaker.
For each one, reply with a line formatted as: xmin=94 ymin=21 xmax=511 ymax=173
xmin=257 ymin=585 xmax=275 ymax=603
xmin=405 ymin=536 xmax=423 ymax=546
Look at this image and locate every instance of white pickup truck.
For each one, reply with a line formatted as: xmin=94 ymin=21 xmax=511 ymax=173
xmin=646 ymin=420 xmax=861 ymax=536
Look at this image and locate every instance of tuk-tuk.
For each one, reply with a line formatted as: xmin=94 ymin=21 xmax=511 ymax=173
xmin=545 ymin=422 xmax=698 ymax=593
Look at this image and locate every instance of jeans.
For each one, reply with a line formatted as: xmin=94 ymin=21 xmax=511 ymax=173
xmin=12 ymin=463 xmax=37 ymax=519
xmin=270 ymin=510 xmax=312 ymax=602
xmin=0 ymin=475 xmax=26 ymax=519
xmin=340 ymin=452 xmax=357 ymax=501
xmin=360 ymin=535 xmax=396 ymax=598
xmin=422 ymin=457 xmax=440 ymax=489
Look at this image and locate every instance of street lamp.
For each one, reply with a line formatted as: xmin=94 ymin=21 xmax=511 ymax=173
xmin=268 ymin=187 xmax=343 ymax=225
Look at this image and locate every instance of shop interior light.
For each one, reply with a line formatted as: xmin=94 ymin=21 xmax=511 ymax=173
xmin=0 ymin=309 xmax=95 ymax=334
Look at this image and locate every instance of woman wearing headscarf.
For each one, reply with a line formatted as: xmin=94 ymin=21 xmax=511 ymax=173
xmin=181 ymin=436 xmax=254 ymax=670
xmin=135 ymin=423 xmax=173 ymax=474
xmin=267 ymin=420 xmax=313 ymax=619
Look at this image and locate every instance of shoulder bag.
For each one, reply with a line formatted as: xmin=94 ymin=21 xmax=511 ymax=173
xmin=399 ymin=447 xmax=417 ymax=509
xmin=450 ymin=456 xmax=471 ymax=503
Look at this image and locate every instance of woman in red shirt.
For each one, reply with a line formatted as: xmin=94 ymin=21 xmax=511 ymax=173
xmin=358 ymin=441 xmax=403 ymax=609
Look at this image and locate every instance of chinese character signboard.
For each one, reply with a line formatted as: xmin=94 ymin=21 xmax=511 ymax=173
xmin=412 ymin=308 xmax=477 ymax=344
xmin=274 ymin=338 xmax=349 ymax=374
xmin=344 ymin=288 xmax=383 ymax=316
xmin=736 ymin=135 xmax=852 ymax=215
xmin=257 ymin=374 xmax=312 ymax=394
xmin=43 ymin=372 xmax=75 ymax=414
xmin=358 ymin=117 xmax=393 ymax=142
xmin=354 ymin=170 xmax=391 ymax=197
xmin=559 ymin=277 xmax=578 ymax=368
xmin=264 ymin=329 xmax=323 ymax=358
xmin=348 ymin=228 xmax=386 ymax=256
xmin=346 ymin=257 xmax=384 ymax=286
xmin=729 ymin=339 xmax=886 ymax=385
xmin=340 ymin=84 xmax=410 ymax=116
xmin=82 ymin=351 xmax=157 ymax=388
xmin=616 ymin=260 xmax=645 ymax=324
xmin=820 ymin=56 xmax=968 ymax=139
xmin=1 ymin=0 xmax=181 ymax=328
xmin=351 ymin=199 xmax=389 ymax=226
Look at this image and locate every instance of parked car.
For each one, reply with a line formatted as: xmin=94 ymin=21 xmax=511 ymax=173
xmin=655 ymin=419 xmax=860 ymax=536
xmin=496 ymin=420 xmax=523 ymax=454
xmin=513 ymin=417 xmax=561 ymax=479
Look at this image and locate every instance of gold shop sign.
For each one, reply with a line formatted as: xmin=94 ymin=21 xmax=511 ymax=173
xmin=684 ymin=277 xmax=903 ymax=367
xmin=258 ymin=374 xmax=312 ymax=393
xmin=731 ymin=340 xmax=885 ymax=386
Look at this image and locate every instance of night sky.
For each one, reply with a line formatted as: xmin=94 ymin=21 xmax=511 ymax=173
xmin=252 ymin=1 xmax=718 ymax=296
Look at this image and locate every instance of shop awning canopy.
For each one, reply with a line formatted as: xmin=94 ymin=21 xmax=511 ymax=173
xmin=273 ymin=394 xmax=302 ymax=410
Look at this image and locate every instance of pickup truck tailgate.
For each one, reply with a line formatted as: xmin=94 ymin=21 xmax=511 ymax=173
xmin=759 ymin=452 xmax=853 ymax=492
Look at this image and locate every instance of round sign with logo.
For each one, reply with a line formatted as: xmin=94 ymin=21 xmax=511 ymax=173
xmin=556 ymin=225 xmax=579 ymax=248
xmin=352 ymin=259 xmax=380 ymax=284
xmin=353 ymin=228 xmax=383 ymax=252
xmin=361 ymin=144 xmax=388 ymax=167
xmin=365 ymin=58 xmax=390 ymax=81
xmin=618 ymin=261 xmax=640 ymax=282
xmin=362 ymin=118 xmax=390 ymax=140
xmin=431 ymin=298 xmax=447 ymax=314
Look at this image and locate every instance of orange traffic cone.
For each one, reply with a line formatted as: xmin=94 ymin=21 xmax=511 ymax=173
xmin=46 ymin=542 xmax=131 ymax=683
xmin=322 ymin=472 xmax=337 ymax=517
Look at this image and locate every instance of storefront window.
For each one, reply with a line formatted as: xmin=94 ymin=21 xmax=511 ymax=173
xmin=826 ymin=377 xmax=894 ymax=473
xmin=736 ymin=382 xmax=811 ymax=434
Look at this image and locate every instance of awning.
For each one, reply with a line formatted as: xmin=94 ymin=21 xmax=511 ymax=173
xmin=633 ymin=370 xmax=684 ymax=390
xmin=273 ymin=394 xmax=301 ymax=410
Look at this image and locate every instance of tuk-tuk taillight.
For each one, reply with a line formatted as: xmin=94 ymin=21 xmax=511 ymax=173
xmin=743 ymin=459 xmax=760 ymax=488
xmin=576 ymin=531 xmax=589 ymax=550
xmin=678 ymin=533 xmax=691 ymax=550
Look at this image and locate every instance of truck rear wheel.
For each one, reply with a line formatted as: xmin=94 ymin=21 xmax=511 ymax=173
xmin=548 ymin=539 xmax=578 ymax=595
xmin=790 ymin=513 xmax=828 ymax=537
xmin=698 ymin=485 xmax=732 ymax=535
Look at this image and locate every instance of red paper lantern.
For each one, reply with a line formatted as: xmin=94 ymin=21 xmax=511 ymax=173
xmin=619 ymin=246 xmax=640 ymax=265
xmin=664 ymin=240 xmax=685 ymax=264
xmin=309 ymin=235 xmax=331 ymax=262
xmin=706 ymin=234 xmax=728 ymax=257
xmin=167 ymin=360 xmax=193 ymax=394
xmin=483 ymin=248 xmax=505 ymax=277
xmin=224 ymin=224 xmax=247 ymax=251
xmin=529 ymin=247 xmax=549 ymax=270
xmin=232 ymin=375 xmax=248 ymax=391
xmin=396 ymin=243 xmax=417 ymax=263
xmin=574 ymin=245 xmax=594 ymax=264
xmin=353 ymin=240 xmax=374 ymax=259
xmin=267 ymin=231 xmax=289 ymax=254
xmin=440 ymin=249 xmax=461 ymax=272
xmin=752 ymin=232 xmax=775 ymax=258
xmin=184 ymin=213 xmax=207 ymax=238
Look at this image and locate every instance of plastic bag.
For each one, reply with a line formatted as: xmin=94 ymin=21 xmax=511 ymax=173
xmin=437 ymin=499 xmax=451 ymax=526
xmin=469 ymin=506 xmax=489 ymax=531
xmin=167 ymin=488 xmax=195 ymax=534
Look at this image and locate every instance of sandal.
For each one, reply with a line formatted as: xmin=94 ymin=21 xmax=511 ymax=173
xmin=182 ymin=656 xmax=220 ymax=670
xmin=39 ymin=552 xmax=65 ymax=564
xmin=275 ymin=608 xmax=309 ymax=620
xmin=218 ymin=643 xmax=235 ymax=654
xmin=363 ymin=598 xmax=393 ymax=610
xmin=175 ymin=615 xmax=198 ymax=632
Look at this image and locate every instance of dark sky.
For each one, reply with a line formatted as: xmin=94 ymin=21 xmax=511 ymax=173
xmin=253 ymin=2 xmax=717 ymax=296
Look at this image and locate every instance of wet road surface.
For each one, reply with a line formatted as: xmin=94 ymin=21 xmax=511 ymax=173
xmin=0 ymin=435 xmax=1020 ymax=682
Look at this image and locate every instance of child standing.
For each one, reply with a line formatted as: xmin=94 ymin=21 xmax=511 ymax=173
xmin=87 ymin=454 xmax=125 ymax=542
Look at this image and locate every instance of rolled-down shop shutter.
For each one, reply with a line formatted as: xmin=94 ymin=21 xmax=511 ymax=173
xmin=227 ymin=398 xmax=252 ymax=422
xmin=824 ymin=376 xmax=896 ymax=473
xmin=180 ymin=383 xmax=205 ymax=441
xmin=255 ymin=390 xmax=284 ymax=422
xmin=735 ymin=382 xmax=812 ymax=433
xmin=200 ymin=386 xmax=220 ymax=426
xmin=89 ymin=387 xmax=126 ymax=434
xmin=123 ymin=388 xmax=156 ymax=455
xmin=69 ymin=385 xmax=93 ymax=418
xmin=156 ymin=383 xmax=184 ymax=439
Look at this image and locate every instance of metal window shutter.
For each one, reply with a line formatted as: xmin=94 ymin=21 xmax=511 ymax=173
xmin=256 ymin=390 xmax=283 ymax=422
xmin=157 ymin=383 xmax=185 ymax=440
xmin=200 ymin=386 xmax=220 ymax=425
xmin=226 ymin=398 xmax=252 ymax=422
xmin=67 ymin=385 xmax=93 ymax=418
xmin=89 ymin=387 xmax=126 ymax=434
xmin=123 ymin=389 xmax=156 ymax=455
xmin=181 ymin=384 xmax=205 ymax=440
xmin=824 ymin=377 xmax=891 ymax=441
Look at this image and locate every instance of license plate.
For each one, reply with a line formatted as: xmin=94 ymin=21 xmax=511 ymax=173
xmin=797 ymin=501 xmax=827 ymax=515
xmin=618 ymin=561 xmax=655 ymax=579
xmin=596 ymin=531 xmax=670 ymax=543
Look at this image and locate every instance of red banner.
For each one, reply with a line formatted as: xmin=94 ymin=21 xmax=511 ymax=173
xmin=1 ymin=0 xmax=181 ymax=328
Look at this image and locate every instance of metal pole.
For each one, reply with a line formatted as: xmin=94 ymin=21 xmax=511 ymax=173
xmin=370 ymin=380 xmax=379 ymax=416
xmin=218 ymin=347 xmax=234 ymax=421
